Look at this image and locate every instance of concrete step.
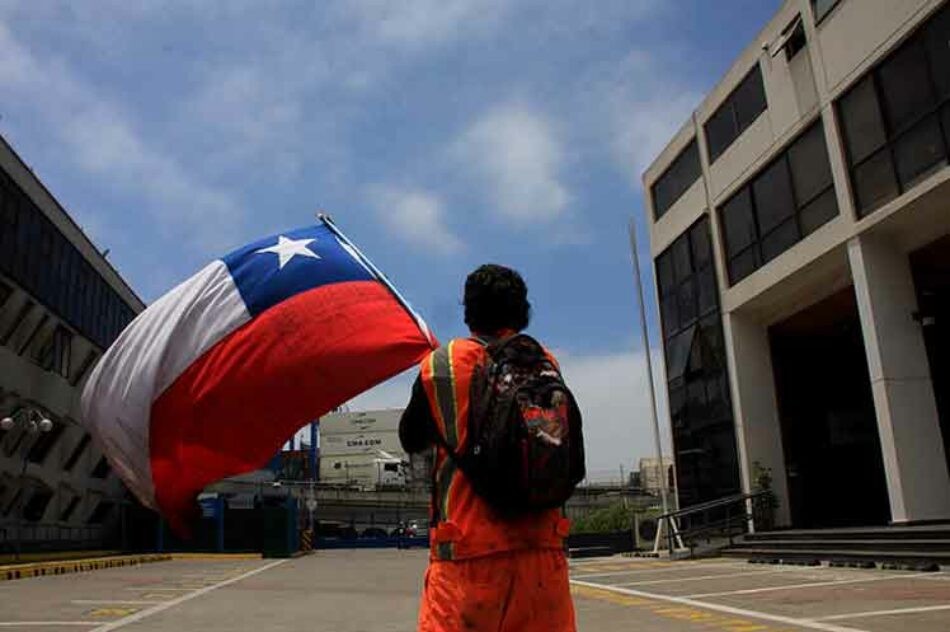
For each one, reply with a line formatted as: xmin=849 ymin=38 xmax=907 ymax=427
xmin=728 ymin=538 xmax=950 ymax=551
xmin=721 ymin=546 xmax=950 ymax=564
xmin=744 ymin=524 xmax=950 ymax=543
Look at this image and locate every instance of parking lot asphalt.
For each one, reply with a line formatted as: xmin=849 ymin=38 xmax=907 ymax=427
xmin=0 ymin=551 xmax=947 ymax=631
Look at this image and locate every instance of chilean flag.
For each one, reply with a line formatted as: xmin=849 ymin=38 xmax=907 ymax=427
xmin=80 ymin=218 xmax=436 ymax=531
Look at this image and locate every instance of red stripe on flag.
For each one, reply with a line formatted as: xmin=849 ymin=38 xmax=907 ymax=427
xmin=149 ymin=280 xmax=433 ymax=531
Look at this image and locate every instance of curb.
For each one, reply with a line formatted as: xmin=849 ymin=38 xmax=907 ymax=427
xmin=0 ymin=553 xmax=171 ymax=582
xmin=168 ymin=552 xmax=263 ymax=561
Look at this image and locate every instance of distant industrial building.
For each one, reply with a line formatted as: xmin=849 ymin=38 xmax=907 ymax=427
xmin=643 ymin=0 xmax=950 ymax=528
xmin=0 ymin=134 xmax=144 ymax=554
xmin=637 ymin=457 xmax=675 ymax=496
xmin=319 ymin=409 xmax=432 ymax=490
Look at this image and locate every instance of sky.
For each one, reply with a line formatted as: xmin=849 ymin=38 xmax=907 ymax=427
xmin=0 ymin=0 xmax=780 ymax=482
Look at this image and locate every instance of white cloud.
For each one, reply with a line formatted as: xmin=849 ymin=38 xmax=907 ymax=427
xmin=558 ymin=348 xmax=671 ymax=481
xmin=339 ymin=0 xmax=509 ymax=49
xmin=591 ymin=51 xmax=702 ymax=184
xmin=369 ymin=185 xmax=464 ymax=255
xmin=454 ymin=102 xmax=570 ymax=224
xmin=0 ymin=23 xmax=243 ymax=251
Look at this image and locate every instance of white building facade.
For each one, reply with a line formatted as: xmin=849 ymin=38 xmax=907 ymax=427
xmin=643 ymin=0 xmax=950 ymax=529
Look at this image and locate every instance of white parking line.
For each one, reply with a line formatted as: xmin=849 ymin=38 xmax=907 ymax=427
xmin=686 ymin=571 xmax=942 ymax=598
xmin=570 ymin=579 xmax=868 ymax=632
xmin=814 ymin=604 xmax=950 ymax=621
xmin=616 ymin=568 xmax=789 ymax=587
xmin=90 ymin=560 xmax=288 ymax=632
xmin=0 ymin=623 xmax=97 ymax=627
xmin=72 ymin=600 xmax=166 ymax=606
xmin=572 ymin=561 xmax=752 ymax=580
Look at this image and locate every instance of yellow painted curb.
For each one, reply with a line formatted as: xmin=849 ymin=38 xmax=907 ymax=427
xmin=0 ymin=554 xmax=172 ymax=582
xmin=169 ymin=552 xmax=263 ymax=560
xmin=0 ymin=550 xmax=119 ymax=565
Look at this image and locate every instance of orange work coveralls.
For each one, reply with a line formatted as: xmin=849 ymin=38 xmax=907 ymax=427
xmin=401 ymin=337 xmax=576 ymax=632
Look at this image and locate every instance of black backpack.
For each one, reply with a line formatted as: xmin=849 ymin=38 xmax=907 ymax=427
xmin=437 ymin=334 xmax=585 ymax=516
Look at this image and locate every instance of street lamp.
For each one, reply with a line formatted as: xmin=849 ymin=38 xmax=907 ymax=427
xmin=2 ymin=407 xmax=55 ymax=562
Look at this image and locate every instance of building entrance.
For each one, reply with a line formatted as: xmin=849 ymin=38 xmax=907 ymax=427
xmin=911 ymin=235 xmax=950 ymax=473
xmin=769 ymin=288 xmax=890 ymax=528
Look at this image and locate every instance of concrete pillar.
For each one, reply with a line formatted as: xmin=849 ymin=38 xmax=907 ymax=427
xmin=722 ymin=310 xmax=792 ymax=528
xmin=848 ymin=234 xmax=950 ymax=523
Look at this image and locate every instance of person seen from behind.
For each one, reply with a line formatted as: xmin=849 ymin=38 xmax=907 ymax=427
xmin=400 ymin=264 xmax=585 ymax=632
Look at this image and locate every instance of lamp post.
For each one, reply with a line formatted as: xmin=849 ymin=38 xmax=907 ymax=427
xmin=1 ymin=407 xmax=54 ymax=562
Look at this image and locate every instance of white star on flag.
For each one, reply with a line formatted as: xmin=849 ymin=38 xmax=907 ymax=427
xmin=255 ymin=235 xmax=321 ymax=269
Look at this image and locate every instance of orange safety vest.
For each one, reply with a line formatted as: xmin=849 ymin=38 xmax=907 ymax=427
xmin=419 ymin=337 xmax=571 ymax=561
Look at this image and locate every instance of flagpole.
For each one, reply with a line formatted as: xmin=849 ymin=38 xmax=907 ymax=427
xmin=317 ymin=213 xmax=437 ymax=349
xmin=628 ymin=218 xmax=674 ymax=550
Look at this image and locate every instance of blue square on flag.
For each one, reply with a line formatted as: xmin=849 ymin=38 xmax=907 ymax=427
xmin=223 ymin=224 xmax=375 ymax=317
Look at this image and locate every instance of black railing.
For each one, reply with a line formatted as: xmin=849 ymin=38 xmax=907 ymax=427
xmin=654 ymin=490 xmax=774 ymax=556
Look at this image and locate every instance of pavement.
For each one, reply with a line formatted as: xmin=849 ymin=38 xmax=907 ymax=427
xmin=0 ymin=550 xmax=947 ymax=631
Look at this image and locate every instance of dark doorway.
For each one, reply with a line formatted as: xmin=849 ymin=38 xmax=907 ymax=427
xmin=769 ymin=288 xmax=890 ymax=528
xmin=911 ymin=236 xmax=950 ymax=470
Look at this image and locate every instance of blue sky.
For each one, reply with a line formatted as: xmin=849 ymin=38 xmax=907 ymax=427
xmin=0 ymin=0 xmax=780 ymax=480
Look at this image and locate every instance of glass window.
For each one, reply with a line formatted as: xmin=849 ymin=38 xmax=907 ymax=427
xmin=852 ymin=148 xmax=899 ymax=213
xmin=760 ymin=218 xmax=800 ymax=263
xmin=652 ymin=140 xmax=701 ymax=219
xmin=734 ymin=67 xmax=767 ymax=131
xmin=677 ymin=278 xmax=697 ymax=326
xmin=705 ymin=106 xmax=736 ymax=163
xmin=839 ymin=76 xmax=888 ymax=165
xmin=926 ymin=5 xmax=950 ymax=99
xmin=892 ymin=115 xmax=947 ymax=188
xmin=696 ymin=267 xmax=718 ymax=315
xmin=656 ymin=252 xmax=675 ymax=296
xmin=784 ymin=18 xmax=807 ymax=61
xmin=673 ymin=237 xmax=692 ymax=284
xmin=728 ymin=247 xmax=759 ymax=285
xmin=690 ymin=222 xmax=711 ymax=269
xmin=799 ymin=189 xmax=838 ymax=236
xmin=788 ymin=123 xmax=833 ymax=204
xmin=666 ymin=326 xmax=697 ymax=382
xmin=661 ymin=295 xmax=679 ymax=338
xmin=878 ymin=37 xmax=935 ymax=132
xmin=812 ymin=0 xmax=840 ymax=23
xmin=752 ymin=158 xmax=796 ymax=235
xmin=721 ymin=188 xmax=757 ymax=256
xmin=704 ymin=67 xmax=767 ymax=163
xmin=838 ymin=7 xmax=950 ymax=218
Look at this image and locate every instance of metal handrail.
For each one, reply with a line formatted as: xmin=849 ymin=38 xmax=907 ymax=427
xmin=660 ymin=490 xmax=769 ymax=520
xmin=653 ymin=489 xmax=774 ymax=555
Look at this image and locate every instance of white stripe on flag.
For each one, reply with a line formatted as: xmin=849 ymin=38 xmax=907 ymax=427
xmin=80 ymin=261 xmax=251 ymax=509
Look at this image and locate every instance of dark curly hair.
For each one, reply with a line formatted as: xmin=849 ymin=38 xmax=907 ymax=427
xmin=463 ymin=264 xmax=531 ymax=334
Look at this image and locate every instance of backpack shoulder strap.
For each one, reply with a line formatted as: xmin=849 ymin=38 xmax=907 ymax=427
xmin=427 ymin=342 xmax=461 ymax=451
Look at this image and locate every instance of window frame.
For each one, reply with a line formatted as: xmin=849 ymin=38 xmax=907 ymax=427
xmin=836 ymin=9 xmax=950 ymax=217
xmin=718 ymin=119 xmax=838 ymax=285
xmin=704 ymin=66 xmax=768 ymax=164
xmin=651 ymin=139 xmax=702 ymax=220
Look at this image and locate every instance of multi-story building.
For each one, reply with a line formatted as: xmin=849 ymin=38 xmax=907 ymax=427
xmin=643 ymin=0 xmax=950 ymax=529
xmin=0 ymin=134 xmax=143 ymax=553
